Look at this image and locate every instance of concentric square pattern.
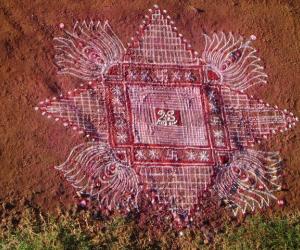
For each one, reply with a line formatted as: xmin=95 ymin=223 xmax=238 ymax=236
xmin=127 ymin=85 xmax=209 ymax=147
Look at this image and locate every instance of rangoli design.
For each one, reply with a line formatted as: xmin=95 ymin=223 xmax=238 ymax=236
xmin=36 ymin=5 xmax=298 ymax=219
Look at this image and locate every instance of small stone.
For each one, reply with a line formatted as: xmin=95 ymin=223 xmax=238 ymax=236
xmin=204 ymin=239 xmax=209 ymax=244
xmin=277 ymin=199 xmax=285 ymax=206
xmin=79 ymin=200 xmax=87 ymax=208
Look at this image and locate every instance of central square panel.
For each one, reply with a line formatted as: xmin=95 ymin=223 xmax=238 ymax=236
xmin=127 ymin=85 xmax=209 ymax=147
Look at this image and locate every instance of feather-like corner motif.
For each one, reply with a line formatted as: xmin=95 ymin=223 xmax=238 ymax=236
xmin=55 ymin=142 xmax=140 ymax=209
xmin=54 ymin=20 xmax=125 ymax=80
xmin=202 ymin=32 xmax=267 ymax=91
xmin=214 ymin=150 xmax=282 ymax=216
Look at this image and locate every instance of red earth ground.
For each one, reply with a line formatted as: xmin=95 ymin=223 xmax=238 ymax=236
xmin=0 ymin=0 xmax=299 ymax=222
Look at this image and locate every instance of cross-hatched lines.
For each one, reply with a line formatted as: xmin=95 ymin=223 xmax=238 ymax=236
xmin=126 ymin=9 xmax=197 ymax=65
xmin=139 ymin=165 xmax=213 ymax=210
xmin=44 ymin=87 xmax=107 ymax=139
xmin=221 ymin=87 xmax=289 ymax=147
xmin=128 ymin=85 xmax=209 ymax=146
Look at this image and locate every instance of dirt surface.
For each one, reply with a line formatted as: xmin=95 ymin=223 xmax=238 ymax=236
xmin=0 ymin=0 xmax=299 ymax=220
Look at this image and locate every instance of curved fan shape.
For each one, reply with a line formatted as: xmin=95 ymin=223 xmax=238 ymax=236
xmin=202 ymin=32 xmax=267 ymax=91
xmin=214 ymin=150 xmax=282 ymax=216
xmin=55 ymin=142 xmax=140 ymax=209
xmin=54 ymin=20 xmax=125 ymax=80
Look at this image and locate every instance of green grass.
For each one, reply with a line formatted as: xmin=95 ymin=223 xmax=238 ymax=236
xmin=0 ymin=208 xmax=299 ymax=250
xmin=214 ymin=212 xmax=300 ymax=250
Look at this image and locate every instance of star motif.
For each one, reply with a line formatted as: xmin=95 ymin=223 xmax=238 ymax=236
xmin=148 ymin=149 xmax=159 ymax=160
xmin=116 ymin=133 xmax=127 ymax=143
xmin=199 ymin=151 xmax=209 ymax=161
xmin=215 ymin=140 xmax=225 ymax=147
xmin=112 ymin=96 xmax=122 ymax=106
xmin=141 ymin=70 xmax=150 ymax=81
xmin=115 ymin=118 xmax=127 ymax=129
xmin=128 ymin=70 xmax=138 ymax=80
xmin=214 ymin=130 xmax=224 ymax=139
xmin=135 ymin=150 xmax=146 ymax=160
xmin=209 ymin=102 xmax=219 ymax=113
xmin=184 ymin=72 xmax=192 ymax=81
xmin=172 ymin=71 xmax=181 ymax=81
xmin=208 ymin=91 xmax=215 ymax=100
xmin=112 ymin=86 xmax=123 ymax=96
xmin=186 ymin=151 xmax=196 ymax=161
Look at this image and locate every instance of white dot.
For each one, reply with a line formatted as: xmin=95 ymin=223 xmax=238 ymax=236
xmin=250 ymin=34 xmax=256 ymax=41
xmin=59 ymin=23 xmax=65 ymax=29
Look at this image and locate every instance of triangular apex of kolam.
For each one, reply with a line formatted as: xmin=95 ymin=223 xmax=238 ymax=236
xmin=123 ymin=4 xmax=199 ymax=65
xmin=36 ymin=82 xmax=108 ymax=141
xmin=218 ymin=87 xmax=298 ymax=147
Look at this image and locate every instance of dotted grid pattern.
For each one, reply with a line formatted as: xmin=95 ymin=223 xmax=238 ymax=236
xmin=221 ymin=87 xmax=288 ymax=147
xmin=126 ymin=9 xmax=196 ymax=65
xmin=44 ymin=87 xmax=107 ymax=139
xmin=128 ymin=85 xmax=209 ymax=146
xmin=138 ymin=165 xmax=213 ymax=210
